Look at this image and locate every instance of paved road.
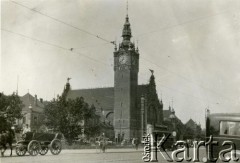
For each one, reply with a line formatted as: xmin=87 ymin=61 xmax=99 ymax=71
xmin=0 ymin=147 xmax=206 ymax=163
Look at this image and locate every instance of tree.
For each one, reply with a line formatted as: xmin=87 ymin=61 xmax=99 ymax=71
xmin=183 ymin=126 xmax=195 ymax=140
xmin=183 ymin=123 xmax=203 ymax=140
xmin=44 ymin=96 xmax=100 ymax=144
xmin=0 ymin=93 xmax=23 ymax=131
xmin=195 ymin=124 xmax=204 ymax=140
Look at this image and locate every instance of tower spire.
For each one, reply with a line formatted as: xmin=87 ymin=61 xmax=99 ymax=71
xmin=122 ymin=0 xmax=131 ymax=42
xmin=126 ymin=0 xmax=128 ymax=16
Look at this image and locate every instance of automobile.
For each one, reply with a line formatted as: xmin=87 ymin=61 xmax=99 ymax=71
xmin=95 ymin=137 xmax=114 ymax=145
xmin=206 ymin=113 xmax=240 ymax=163
xmin=106 ymin=138 xmax=114 ymax=145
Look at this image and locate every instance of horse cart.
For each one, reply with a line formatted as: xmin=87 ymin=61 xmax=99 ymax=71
xmin=15 ymin=132 xmax=62 ymax=156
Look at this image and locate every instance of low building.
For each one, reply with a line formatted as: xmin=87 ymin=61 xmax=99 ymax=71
xmin=16 ymin=93 xmax=45 ymax=132
xmin=163 ymin=106 xmax=184 ymax=140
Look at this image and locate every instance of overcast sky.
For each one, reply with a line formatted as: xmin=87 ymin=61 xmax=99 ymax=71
xmin=1 ymin=0 xmax=240 ymax=126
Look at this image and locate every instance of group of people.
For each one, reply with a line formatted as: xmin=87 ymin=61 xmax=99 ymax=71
xmin=97 ymin=133 xmax=140 ymax=153
xmin=131 ymin=138 xmax=139 ymax=150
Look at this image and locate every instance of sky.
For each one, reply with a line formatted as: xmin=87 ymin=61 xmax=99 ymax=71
xmin=1 ymin=0 xmax=240 ymax=127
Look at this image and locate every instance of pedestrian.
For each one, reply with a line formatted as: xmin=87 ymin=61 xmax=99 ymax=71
xmin=22 ymin=124 xmax=31 ymax=135
xmin=135 ymin=138 xmax=139 ymax=150
xmin=132 ymin=138 xmax=135 ymax=148
xmin=99 ymin=133 xmax=107 ymax=153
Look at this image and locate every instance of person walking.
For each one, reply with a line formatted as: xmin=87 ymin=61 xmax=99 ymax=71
xmin=132 ymin=138 xmax=135 ymax=148
xmin=99 ymin=133 xmax=107 ymax=153
xmin=135 ymin=138 xmax=139 ymax=150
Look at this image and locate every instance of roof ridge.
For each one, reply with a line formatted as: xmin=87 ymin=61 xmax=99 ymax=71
xmin=21 ymin=93 xmax=34 ymax=98
xmin=70 ymin=84 xmax=149 ymax=91
xmin=71 ymin=87 xmax=114 ymax=91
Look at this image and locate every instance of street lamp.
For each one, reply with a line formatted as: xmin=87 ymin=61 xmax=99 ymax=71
xmin=141 ymin=96 xmax=145 ymax=138
xmin=28 ymin=104 xmax=32 ymax=127
xmin=169 ymin=108 xmax=176 ymax=142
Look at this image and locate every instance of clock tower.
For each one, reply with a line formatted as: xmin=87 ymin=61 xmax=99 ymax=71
xmin=113 ymin=14 xmax=139 ymax=140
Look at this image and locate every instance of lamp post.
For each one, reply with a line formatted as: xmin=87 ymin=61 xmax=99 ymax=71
xmin=141 ymin=96 xmax=145 ymax=138
xmin=169 ymin=108 xmax=176 ymax=143
xmin=28 ymin=104 xmax=32 ymax=129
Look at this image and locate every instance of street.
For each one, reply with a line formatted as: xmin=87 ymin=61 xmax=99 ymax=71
xmin=0 ymin=147 xmax=206 ymax=163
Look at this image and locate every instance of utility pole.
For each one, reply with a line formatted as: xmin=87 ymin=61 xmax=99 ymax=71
xmin=141 ymin=96 xmax=145 ymax=138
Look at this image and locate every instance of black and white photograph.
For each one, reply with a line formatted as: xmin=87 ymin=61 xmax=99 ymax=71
xmin=1 ymin=0 xmax=240 ymax=162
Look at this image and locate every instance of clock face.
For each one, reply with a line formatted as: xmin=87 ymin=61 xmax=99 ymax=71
xmin=119 ymin=55 xmax=128 ymax=64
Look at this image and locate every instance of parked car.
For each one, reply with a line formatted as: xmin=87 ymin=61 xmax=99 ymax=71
xmin=206 ymin=113 xmax=240 ymax=163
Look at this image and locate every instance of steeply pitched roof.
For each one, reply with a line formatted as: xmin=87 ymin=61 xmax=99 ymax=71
xmin=66 ymin=85 xmax=149 ymax=112
xmin=67 ymin=87 xmax=114 ymax=111
xmin=20 ymin=93 xmax=44 ymax=113
xmin=163 ymin=109 xmax=172 ymax=120
xmin=163 ymin=109 xmax=182 ymax=125
xmin=185 ymin=118 xmax=196 ymax=127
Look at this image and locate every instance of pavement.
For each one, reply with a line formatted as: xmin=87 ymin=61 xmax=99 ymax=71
xmin=0 ymin=147 xmax=206 ymax=163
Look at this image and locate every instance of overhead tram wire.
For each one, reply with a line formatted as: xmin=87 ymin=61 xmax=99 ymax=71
xmin=76 ymin=42 xmax=110 ymax=49
xmin=2 ymin=28 xmax=114 ymax=86
xmin=140 ymin=56 xmax=236 ymax=104
xmin=138 ymin=72 xmax=218 ymax=106
xmin=3 ymin=28 xmax=222 ymax=108
xmin=5 ymin=2 xmax=231 ymax=106
xmin=11 ymin=0 xmax=238 ymax=103
xmin=2 ymin=29 xmax=231 ymax=107
xmin=1 ymin=28 xmax=111 ymax=68
xmin=10 ymin=0 xmax=115 ymax=46
xmin=133 ymin=5 xmax=238 ymax=103
xmin=137 ymin=75 xmax=211 ymax=112
xmin=139 ymin=72 xmax=229 ymax=113
xmin=133 ymin=8 xmax=237 ymax=103
xmin=10 ymin=0 xmax=234 ymax=103
xmin=136 ymin=7 xmax=233 ymax=38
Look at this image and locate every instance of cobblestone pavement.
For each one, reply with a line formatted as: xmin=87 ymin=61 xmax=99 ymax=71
xmin=0 ymin=147 xmax=206 ymax=163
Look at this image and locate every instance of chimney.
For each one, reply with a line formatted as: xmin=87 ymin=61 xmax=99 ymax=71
xmin=34 ymin=95 xmax=38 ymax=106
xmin=40 ymin=98 xmax=43 ymax=103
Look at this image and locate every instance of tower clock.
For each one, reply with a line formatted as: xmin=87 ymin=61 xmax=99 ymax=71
xmin=113 ymin=14 xmax=139 ymax=140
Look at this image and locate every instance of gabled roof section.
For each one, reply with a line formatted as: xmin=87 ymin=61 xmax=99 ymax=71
xmin=185 ymin=118 xmax=196 ymax=126
xmin=20 ymin=93 xmax=44 ymax=113
xmin=163 ymin=109 xmax=182 ymax=125
xmin=163 ymin=109 xmax=172 ymax=119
